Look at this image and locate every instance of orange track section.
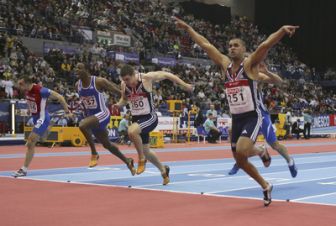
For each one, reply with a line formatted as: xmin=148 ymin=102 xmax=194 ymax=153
xmin=1 ymin=177 xmax=335 ymax=226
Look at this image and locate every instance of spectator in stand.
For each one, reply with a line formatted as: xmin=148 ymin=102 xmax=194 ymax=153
xmin=118 ymin=111 xmax=131 ymax=145
xmin=292 ymin=119 xmax=304 ymax=140
xmin=61 ymin=59 xmax=72 ymax=77
xmin=193 ymin=106 xmax=205 ymax=128
xmin=57 ymin=115 xmax=68 ymax=127
xmin=206 ymin=104 xmax=218 ymax=126
xmin=303 ymin=110 xmax=313 ymax=139
xmin=1 ymin=79 xmax=14 ymax=98
xmin=203 ymin=113 xmax=220 ymax=143
xmin=6 ymin=34 xmax=15 ymax=58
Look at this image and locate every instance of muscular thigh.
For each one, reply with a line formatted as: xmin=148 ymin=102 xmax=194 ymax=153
xmin=79 ymin=115 xmax=100 ymax=129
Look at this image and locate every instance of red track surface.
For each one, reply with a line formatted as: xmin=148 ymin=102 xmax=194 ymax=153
xmin=1 ymin=138 xmax=336 ymax=226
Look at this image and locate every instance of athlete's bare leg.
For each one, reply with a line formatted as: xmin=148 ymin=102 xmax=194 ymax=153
xmin=79 ymin=115 xmax=99 ymax=156
xmin=94 ymin=128 xmax=136 ymax=175
xmin=235 ymin=137 xmax=269 ymax=189
xmin=127 ymin=123 xmax=145 ymax=160
xmin=13 ymin=131 xmax=40 ymax=177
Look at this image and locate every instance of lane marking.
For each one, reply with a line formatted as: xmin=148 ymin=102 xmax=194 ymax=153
xmin=292 ymin=192 xmax=336 ymax=201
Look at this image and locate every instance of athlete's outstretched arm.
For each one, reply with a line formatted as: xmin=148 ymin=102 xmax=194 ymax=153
xmin=247 ymin=25 xmax=299 ymax=67
xmin=96 ymin=77 xmax=121 ymax=95
xmin=115 ymin=82 xmax=128 ymax=107
xmin=173 ymin=16 xmax=230 ymax=69
xmin=49 ymin=90 xmax=72 ymax=117
xmin=145 ymin=71 xmax=194 ymax=92
xmin=257 ymin=62 xmax=283 ymax=84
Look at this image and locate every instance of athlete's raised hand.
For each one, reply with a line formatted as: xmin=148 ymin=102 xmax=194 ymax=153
xmin=184 ymin=83 xmax=195 ymax=92
xmin=172 ymin=16 xmax=190 ymax=30
xmin=282 ymin=25 xmax=299 ymax=38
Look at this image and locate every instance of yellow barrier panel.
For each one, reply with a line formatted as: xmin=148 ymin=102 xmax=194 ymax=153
xmin=276 ymin=113 xmax=287 ymax=138
xmin=149 ymin=131 xmax=164 ymax=148
xmin=24 ymin=126 xmax=87 ymax=147
xmin=110 ymin=116 xmax=122 ymax=128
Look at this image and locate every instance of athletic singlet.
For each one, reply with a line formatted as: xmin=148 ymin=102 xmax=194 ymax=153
xmin=78 ymin=76 xmax=109 ymax=116
xmin=26 ymin=84 xmax=50 ymax=116
xmin=124 ymin=74 xmax=155 ymax=116
xmin=257 ymin=88 xmax=269 ymax=113
xmin=224 ymin=61 xmax=259 ymax=117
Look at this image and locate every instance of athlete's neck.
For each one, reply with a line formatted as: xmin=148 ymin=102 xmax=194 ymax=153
xmin=129 ymin=75 xmax=139 ymax=88
xmin=231 ymin=58 xmax=244 ymax=68
xmin=80 ymin=74 xmax=91 ymax=87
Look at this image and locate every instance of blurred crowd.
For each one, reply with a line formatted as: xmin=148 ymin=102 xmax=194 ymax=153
xmin=0 ymin=0 xmax=335 ymax=126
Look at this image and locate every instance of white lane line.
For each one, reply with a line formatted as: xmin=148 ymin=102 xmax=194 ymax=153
xmin=292 ymin=192 xmax=336 ymax=201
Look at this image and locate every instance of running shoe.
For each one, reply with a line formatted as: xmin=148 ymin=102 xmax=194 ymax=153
xmin=89 ymin=154 xmax=99 ymax=168
xmin=263 ymin=183 xmax=273 ymax=207
xmin=259 ymin=144 xmax=271 ymax=167
xmin=136 ymin=159 xmax=147 ymax=175
xmin=162 ymin=165 xmax=170 ymax=185
xmin=228 ymin=163 xmax=240 ymax=175
xmin=288 ymin=158 xmax=298 ymax=178
xmin=13 ymin=168 xmax=27 ymax=178
xmin=126 ymin=158 xmax=136 ymax=176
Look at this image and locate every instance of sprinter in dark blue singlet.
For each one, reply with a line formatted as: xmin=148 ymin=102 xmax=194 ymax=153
xmin=75 ymin=63 xmax=135 ymax=175
xmin=229 ymin=62 xmax=298 ymax=178
xmin=174 ymin=16 xmax=299 ymax=206
xmin=116 ymin=64 xmax=193 ymax=185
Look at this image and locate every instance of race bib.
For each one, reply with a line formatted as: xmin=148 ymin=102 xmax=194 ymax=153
xmin=27 ymin=100 xmax=38 ymax=114
xmin=225 ymin=80 xmax=255 ymax=114
xmin=81 ymin=96 xmax=98 ymax=109
xmin=129 ymin=95 xmax=150 ymax=116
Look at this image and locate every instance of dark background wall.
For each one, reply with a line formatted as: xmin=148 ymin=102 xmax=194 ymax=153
xmin=180 ymin=1 xmax=231 ymax=24
xmin=255 ymin=0 xmax=336 ymax=70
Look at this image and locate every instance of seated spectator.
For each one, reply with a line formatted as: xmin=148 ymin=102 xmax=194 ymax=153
xmin=203 ymin=113 xmax=220 ymax=143
xmin=206 ymin=104 xmax=218 ymax=126
xmin=57 ymin=115 xmax=68 ymax=127
xmin=118 ymin=111 xmax=131 ymax=145
xmin=291 ymin=119 xmax=304 ymax=140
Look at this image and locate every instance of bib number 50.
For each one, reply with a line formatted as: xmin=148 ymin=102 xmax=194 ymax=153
xmin=132 ymin=100 xmax=144 ymax=109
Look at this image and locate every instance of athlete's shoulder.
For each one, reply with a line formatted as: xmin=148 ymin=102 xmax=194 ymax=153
xmin=32 ymin=83 xmax=41 ymax=91
xmin=40 ymin=87 xmax=51 ymax=98
xmin=140 ymin=72 xmax=151 ymax=80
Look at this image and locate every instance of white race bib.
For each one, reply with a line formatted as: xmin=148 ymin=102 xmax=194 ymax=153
xmin=81 ymin=96 xmax=98 ymax=109
xmin=129 ymin=95 xmax=150 ymax=116
xmin=225 ymin=80 xmax=255 ymax=114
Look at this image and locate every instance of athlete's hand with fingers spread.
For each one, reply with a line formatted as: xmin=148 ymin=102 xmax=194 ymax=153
xmin=172 ymin=16 xmax=190 ymax=30
xmin=282 ymin=25 xmax=299 ymax=38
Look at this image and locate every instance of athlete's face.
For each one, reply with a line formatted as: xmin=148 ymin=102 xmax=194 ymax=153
xmin=228 ymin=39 xmax=246 ymax=59
xmin=121 ymin=74 xmax=137 ymax=87
xmin=75 ymin=63 xmax=86 ymax=78
xmin=17 ymin=79 xmax=28 ymax=92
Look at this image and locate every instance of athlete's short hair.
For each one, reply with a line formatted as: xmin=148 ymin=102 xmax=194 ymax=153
xmin=120 ymin=64 xmax=135 ymax=77
xmin=21 ymin=75 xmax=33 ymax=84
